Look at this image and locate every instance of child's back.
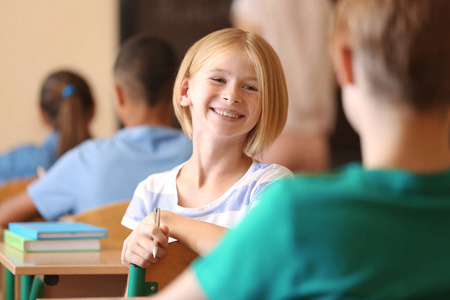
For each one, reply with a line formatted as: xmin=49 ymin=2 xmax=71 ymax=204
xmin=229 ymin=165 xmax=450 ymax=298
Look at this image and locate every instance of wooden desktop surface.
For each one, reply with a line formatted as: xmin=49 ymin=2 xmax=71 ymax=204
xmin=0 ymin=242 xmax=127 ymax=275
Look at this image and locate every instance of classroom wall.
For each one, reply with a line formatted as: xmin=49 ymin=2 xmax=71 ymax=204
xmin=0 ymin=0 xmax=119 ymax=153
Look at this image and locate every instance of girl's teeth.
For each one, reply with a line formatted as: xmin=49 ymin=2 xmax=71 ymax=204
xmin=215 ymin=110 xmax=239 ymax=119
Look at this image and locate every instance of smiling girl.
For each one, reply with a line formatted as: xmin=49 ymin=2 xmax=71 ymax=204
xmin=121 ymin=28 xmax=292 ymax=267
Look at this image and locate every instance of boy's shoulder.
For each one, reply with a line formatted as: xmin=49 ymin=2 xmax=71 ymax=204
xmin=271 ymin=163 xmax=450 ymax=207
xmin=70 ymin=126 xmax=189 ymax=154
xmin=261 ymin=163 xmax=364 ymax=204
xmin=285 ymin=163 xmax=357 ymax=186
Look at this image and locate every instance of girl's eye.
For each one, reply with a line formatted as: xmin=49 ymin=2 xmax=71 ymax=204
xmin=244 ymin=85 xmax=258 ymax=92
xmin=211 ymin=77 xmax=226 ymax=83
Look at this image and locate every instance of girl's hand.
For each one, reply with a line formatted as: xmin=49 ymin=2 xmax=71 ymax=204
xmin=37 ymin=166 xmax=46 ymax=178
xmin=121 ymin=212 xmax=170 ymax=268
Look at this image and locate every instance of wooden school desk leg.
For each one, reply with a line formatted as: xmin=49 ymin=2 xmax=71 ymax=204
xmin=20 ymin=275 xmax=33 ymax=300
xmin=4 ymin=268 xmax=15 ymax=300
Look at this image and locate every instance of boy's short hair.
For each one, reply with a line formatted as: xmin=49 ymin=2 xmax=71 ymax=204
xmin=332 ymin=0 xmax=450 ymax=110
xmin=114 ymin=34 xmax=177 ymax=107
xmin=173 ymin=28 xmax=288 ymax=156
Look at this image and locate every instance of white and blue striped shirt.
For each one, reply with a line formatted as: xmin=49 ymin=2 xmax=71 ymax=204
xmin=122 ymin=160 xmax=292 ymax=230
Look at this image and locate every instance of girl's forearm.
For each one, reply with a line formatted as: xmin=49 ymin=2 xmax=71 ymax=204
xmin=161 ymin=210 xmax=227 ymax=256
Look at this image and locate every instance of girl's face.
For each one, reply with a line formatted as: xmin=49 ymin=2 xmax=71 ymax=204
xmin=180 ymin=51 xmax=261 ymax=143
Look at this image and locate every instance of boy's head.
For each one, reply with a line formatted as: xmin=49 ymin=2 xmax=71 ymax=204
xmin=332 ymin=0 xmax=450 ymax=111
xmin=114 ymin=35 xmax=177 ymax=108
xmin=173 ymin=28 xmax=288 ymax=156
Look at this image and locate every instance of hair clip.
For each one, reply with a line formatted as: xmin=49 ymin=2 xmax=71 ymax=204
xmin=61 ymin=84 xmax=76 ymax=99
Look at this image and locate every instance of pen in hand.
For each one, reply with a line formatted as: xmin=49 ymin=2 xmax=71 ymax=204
xmin=152 ymin=207 xmax=161 ymax=258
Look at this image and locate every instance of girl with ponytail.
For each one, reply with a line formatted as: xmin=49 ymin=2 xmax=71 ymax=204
xmin=0 ymin=70 xmax=95 ymax=184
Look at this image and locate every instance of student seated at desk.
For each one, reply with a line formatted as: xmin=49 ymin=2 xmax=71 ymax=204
xmin=0 ymin=35 xmax=193 ymax=228
xmin=121 ymin=28 xmax=292 ymax=268
xmin=145 ymin=0 xmax=450 ymax=299
xmin=0 ymin=70 xmax=95 ymax=185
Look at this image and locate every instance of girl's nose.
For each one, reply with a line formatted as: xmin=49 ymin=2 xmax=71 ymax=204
xmin=222 ymin=85 xmax=241 ymax=103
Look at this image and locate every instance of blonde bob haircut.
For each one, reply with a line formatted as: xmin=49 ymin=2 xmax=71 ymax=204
xmin=173 ymin=28 xmax=288 ymax=157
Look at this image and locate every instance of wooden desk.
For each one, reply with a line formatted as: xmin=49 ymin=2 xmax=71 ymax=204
xmin=0 ymin=243 xmax=128 ymax=300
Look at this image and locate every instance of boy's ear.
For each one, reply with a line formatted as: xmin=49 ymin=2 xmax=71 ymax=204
xmin=179 ymin=77 xmax=192 ymax=107
xmin=334 ymin=45 xmax=355 ymax=85
xmin=113 ymin=83 xmax=126 ymax=107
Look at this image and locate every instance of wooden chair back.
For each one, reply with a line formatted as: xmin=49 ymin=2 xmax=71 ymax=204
xmin=128 ymin=241 xmax=198 ymax=296
xmin=0 ymin=177 xmax=35 ymax=203
xmin=72 ymin=200 xmax=132 ymax=249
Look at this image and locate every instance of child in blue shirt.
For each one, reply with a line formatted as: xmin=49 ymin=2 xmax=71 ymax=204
xmin=0 ymin=70 xmax=95 ymax=184
xmin=0 ymin=35 xmax=192 ymax=228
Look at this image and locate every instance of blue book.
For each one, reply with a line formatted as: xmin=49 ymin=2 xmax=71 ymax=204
xmin=8 ymin=222 xmax=108 ymax=240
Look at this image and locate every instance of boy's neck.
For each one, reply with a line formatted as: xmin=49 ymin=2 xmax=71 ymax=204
xmin=361 ymin=106 xmax=450 ymax=174
xmin=122 ymin=101 xmax=173 ymax=128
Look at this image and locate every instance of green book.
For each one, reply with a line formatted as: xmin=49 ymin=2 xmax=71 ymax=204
xmin=3 ymin=230 xmax=101 ymax=252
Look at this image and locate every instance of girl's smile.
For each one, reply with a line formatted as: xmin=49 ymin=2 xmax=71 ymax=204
xmin=210 ymin=108 xmax=243 ymax=119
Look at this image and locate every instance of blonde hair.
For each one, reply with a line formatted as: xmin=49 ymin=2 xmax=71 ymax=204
xmin=173 ymin=28 xmax=288 ymax=156
xmin=332 ymin=0 xmax=450 ymax=110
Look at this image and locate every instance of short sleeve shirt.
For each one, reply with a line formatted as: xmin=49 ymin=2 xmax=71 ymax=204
xmin=193 ymin=164 xmax=450 ymax=299
xmin=28 ymin=126 xmax=193 ymax=220
xmin=0 ymin=132 xmax=58 ymax=184
xmin=122 ymin=160 xmax=292 ymax=230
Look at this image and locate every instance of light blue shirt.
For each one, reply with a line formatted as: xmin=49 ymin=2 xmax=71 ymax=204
xmin=28 ymin=125 xmax=193 ymax=220
xmin=0 ymin=132 xmax=58 ymax=185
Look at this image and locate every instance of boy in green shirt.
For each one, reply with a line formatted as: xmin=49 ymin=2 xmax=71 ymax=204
xmin=146 ymin=0 xmax=450 ymax=299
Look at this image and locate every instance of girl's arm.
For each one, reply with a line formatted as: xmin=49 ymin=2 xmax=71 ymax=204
xmin=0 ymin=191 xmax=41 ymax=228
xmin=161 ymin=210 xmax=227 ymax=256
xmin=121 ymin=210 xmax=228 ymax=268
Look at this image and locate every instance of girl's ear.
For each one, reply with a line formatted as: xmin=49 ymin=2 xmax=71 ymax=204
xmin=179 ymin=77 xmax=192 ymax=107
xmin=39 ymin=107 xmax=52 ymax=127
xmin=340 ymin=47 xmax=354 ymax=84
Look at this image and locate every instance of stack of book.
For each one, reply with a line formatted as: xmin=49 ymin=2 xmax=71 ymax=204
xmin=4 ymin=221 xmax=108 ymax=252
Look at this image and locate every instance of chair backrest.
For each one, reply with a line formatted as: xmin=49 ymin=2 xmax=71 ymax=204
xmin=127 ymin=241 xmax=198 ymax=296
xmin=0 ymin=177 xmax=35 ymax=203
xmin=72 ymin=200 xmax=132 ymax=249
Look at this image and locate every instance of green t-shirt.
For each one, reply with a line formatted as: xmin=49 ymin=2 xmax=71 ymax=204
xmin=192 ymin=163 xmax=450 ymax=299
